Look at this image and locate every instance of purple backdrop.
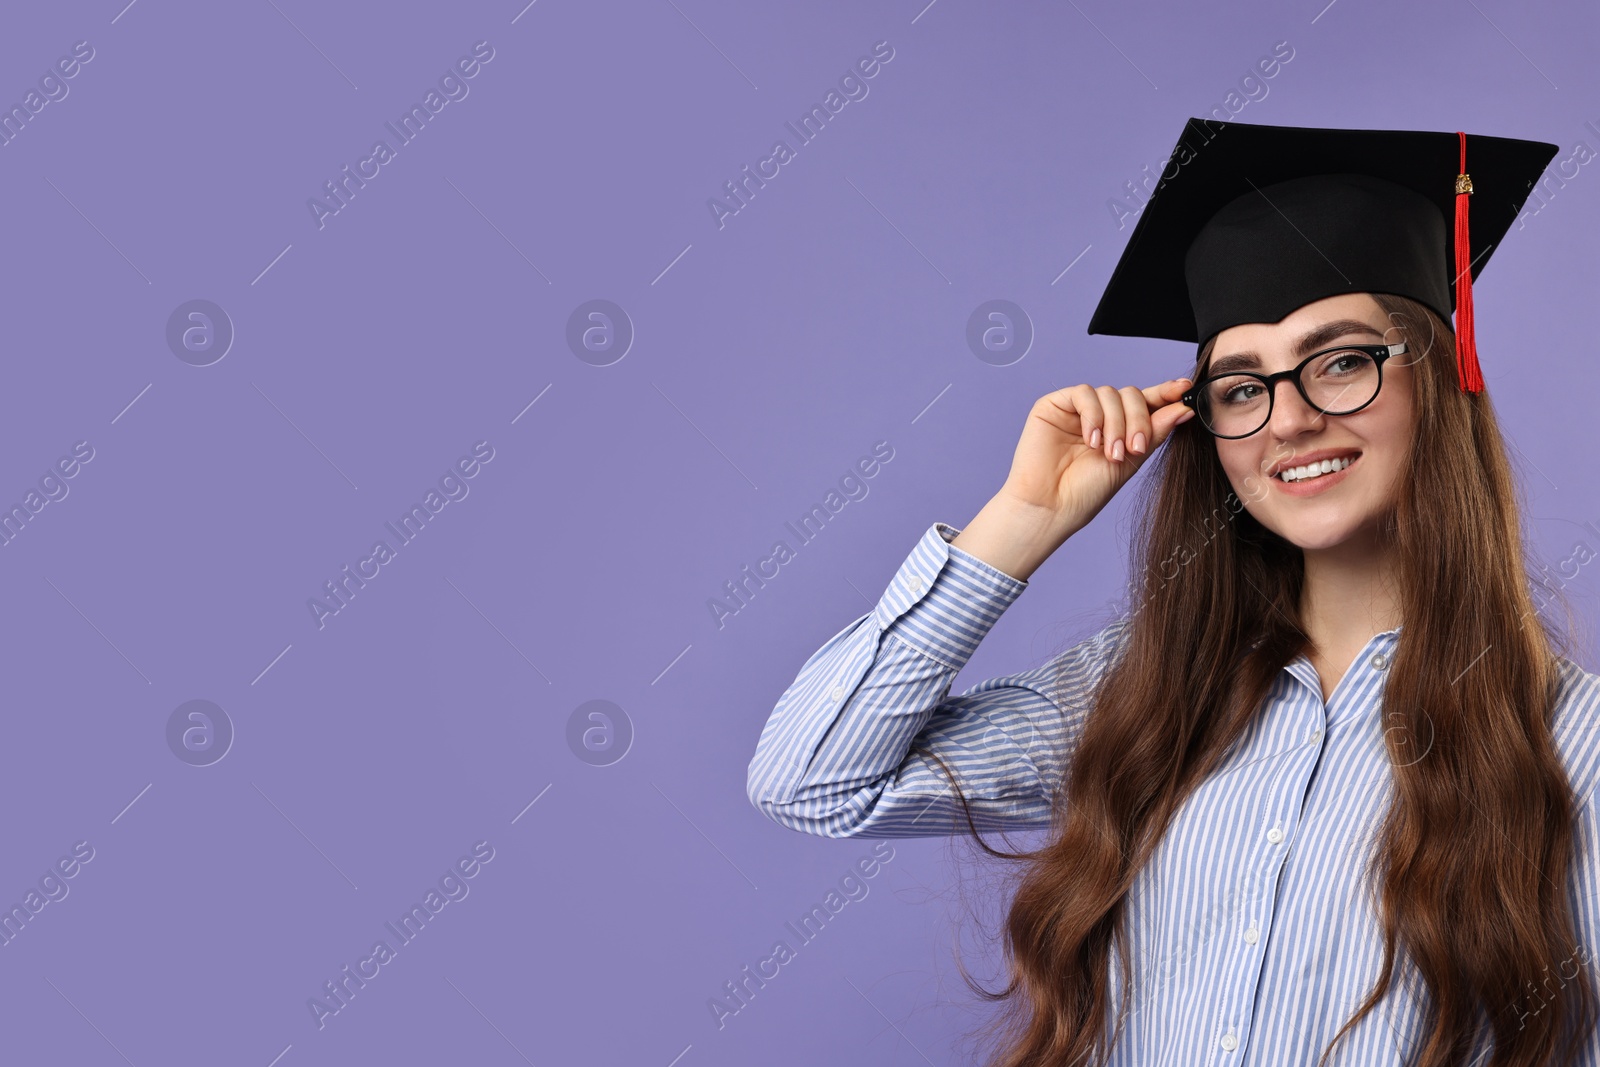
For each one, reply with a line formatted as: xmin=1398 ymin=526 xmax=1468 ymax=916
xmin=0 ymin=1 xmax=1595 ymax=1064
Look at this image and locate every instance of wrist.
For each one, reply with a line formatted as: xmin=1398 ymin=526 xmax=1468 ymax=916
xmin=951 ymin=492 xmax=1072 ymax=582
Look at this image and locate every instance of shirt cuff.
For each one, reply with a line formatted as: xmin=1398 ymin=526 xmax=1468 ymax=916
xmin=872 ymin=522 xmax=1028 ymax=671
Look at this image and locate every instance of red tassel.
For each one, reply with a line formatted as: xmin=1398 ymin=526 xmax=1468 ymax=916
xmin=1453 ymin=131 xmax=1483 ymax=393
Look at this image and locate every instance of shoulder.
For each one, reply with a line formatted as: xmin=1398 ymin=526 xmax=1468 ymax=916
xmin=1552 ymin=656 xmax=1600 ymax=804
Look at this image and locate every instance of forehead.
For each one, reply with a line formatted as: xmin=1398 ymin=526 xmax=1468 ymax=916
xmin=1204 ymin=294 xmax=1389 ymax=376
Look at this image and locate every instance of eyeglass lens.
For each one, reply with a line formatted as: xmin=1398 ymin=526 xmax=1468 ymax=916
xmin=1199 ymin=349 xmax=1381 ymax=437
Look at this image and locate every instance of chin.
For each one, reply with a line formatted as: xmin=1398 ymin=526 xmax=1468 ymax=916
xmin=1260 ymin=511 xmax=1381 ymax=552
xmin=1282 ymin=529 xmax=1360 ymax=552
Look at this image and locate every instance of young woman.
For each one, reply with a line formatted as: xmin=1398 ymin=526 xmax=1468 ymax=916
xmin=746 ymin=121 xmax=1600 ymax=1067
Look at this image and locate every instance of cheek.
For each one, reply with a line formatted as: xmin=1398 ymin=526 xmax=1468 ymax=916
xmin=1214 ymin=444 xmax=1261 ymax=495
xmin=1344 ymin=400 xmax=1414 ymax=479
xmin=1216 ymin=444 xmax=1290 ymax=509
xmin=1363 ymin=369 xmax=1415 ymax=441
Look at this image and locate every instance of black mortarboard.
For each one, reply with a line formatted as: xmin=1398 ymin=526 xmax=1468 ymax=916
xmin=1086 ymin=118 xmax=1558 ymax=392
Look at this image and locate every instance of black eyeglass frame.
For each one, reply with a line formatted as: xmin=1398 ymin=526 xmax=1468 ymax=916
xmin=1180 ymin=341 xmax=1408 ymax=440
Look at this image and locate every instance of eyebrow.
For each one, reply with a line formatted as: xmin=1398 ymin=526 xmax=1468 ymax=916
xmin=1204 ymin=319 xmax=1386 ymax=376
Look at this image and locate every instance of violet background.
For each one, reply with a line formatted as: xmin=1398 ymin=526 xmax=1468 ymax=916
xmin=0 ymin=1 xmax=1596 ymax=1064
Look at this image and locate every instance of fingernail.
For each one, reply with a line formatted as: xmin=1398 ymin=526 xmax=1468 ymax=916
xmin=1112 ymin=439 xmax=1125 ymax=461
xmin=1090 ymin=428 xmax=1101 ymax=448
xmin=1131 ymin=432 xmax=1146 ymax=454
xmin=1177 ymin=408 xmax=1196 ymax=423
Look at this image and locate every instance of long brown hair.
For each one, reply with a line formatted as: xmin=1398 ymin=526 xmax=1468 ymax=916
xmin=918 ymin=292 xmax=1597 ymax=1067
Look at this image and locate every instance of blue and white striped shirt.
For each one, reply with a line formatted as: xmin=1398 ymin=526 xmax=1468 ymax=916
xmin=747 ymin=521 xmax=1600 ymax=1065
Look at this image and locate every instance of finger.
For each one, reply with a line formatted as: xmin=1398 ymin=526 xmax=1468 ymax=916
xmin=1094 ymin=385 xmax=1126 ymax=462
xmin=1149 ymin=380 xmax=1200 ymax=448
xmin=1118 ymin=385 xmax=1153 ymax=456
xmin=1138 ymin=377 xmax=1195 ymax=414
xmin=1045 ymin=383 xmax=1103 ymax=449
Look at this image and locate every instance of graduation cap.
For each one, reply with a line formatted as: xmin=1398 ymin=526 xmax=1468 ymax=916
xmin=1086 ymin=118 xmax=1559 ymax=392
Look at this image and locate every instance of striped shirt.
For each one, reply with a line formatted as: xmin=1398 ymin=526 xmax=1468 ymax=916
xmin=747 ymin=521 xmax=1600 ymax=1065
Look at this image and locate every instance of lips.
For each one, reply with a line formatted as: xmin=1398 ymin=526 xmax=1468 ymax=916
xmin=1272 ymin=451 xmax=1360 ymax=495
xmin=1268 ymin=449 xmax=1362 ymax=480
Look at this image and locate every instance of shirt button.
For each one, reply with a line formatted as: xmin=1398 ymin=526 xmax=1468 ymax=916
xmin=1220 ymin=1031 xmax=1238 ymax=1051
xmin=1266 ymin=826 xmax=1284 ymax=844
xmin=910 ymin=577 xmax=926 ymax=593
xmin=1243 ymin=924 xmax=1259 ymax=944
xmin=1308 ymin=727 xmax=1322 ymax=743
xmin=831 ymin=686 xmax=845 ymax=701
xmin=1370 ymin=652 xmax=1389 ymax=670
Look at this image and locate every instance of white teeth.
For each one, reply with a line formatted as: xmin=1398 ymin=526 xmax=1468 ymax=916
xmin=1277 ymin=454 xmax=1356 ymax=482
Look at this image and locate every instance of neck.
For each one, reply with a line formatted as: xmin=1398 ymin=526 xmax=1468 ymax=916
xmin=1297 ymin=527 xmax=1403 ymax=655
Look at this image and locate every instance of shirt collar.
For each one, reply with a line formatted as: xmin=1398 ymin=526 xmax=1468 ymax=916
xmin=1282 ymin=625 xmax=1402 ymax=722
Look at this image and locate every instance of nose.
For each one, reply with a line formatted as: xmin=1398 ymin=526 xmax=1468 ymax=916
xmin=1264 ymin=375 xmax=1326 ymax=439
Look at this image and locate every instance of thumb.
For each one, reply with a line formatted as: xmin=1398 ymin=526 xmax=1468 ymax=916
xmin=1147 ymin=378 xmax=1199 ymax=448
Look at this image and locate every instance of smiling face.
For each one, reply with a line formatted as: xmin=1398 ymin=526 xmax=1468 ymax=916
xmin=1202 ymin=292 xmax=1416 ymax=554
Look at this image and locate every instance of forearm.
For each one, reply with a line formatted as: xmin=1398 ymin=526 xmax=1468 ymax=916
xmin=951 ymin=492 xmax=1072 ymax=582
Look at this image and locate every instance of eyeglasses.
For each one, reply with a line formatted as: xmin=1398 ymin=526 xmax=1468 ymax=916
xmin=1181 ymin=342 xmax=1407 ymax=439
